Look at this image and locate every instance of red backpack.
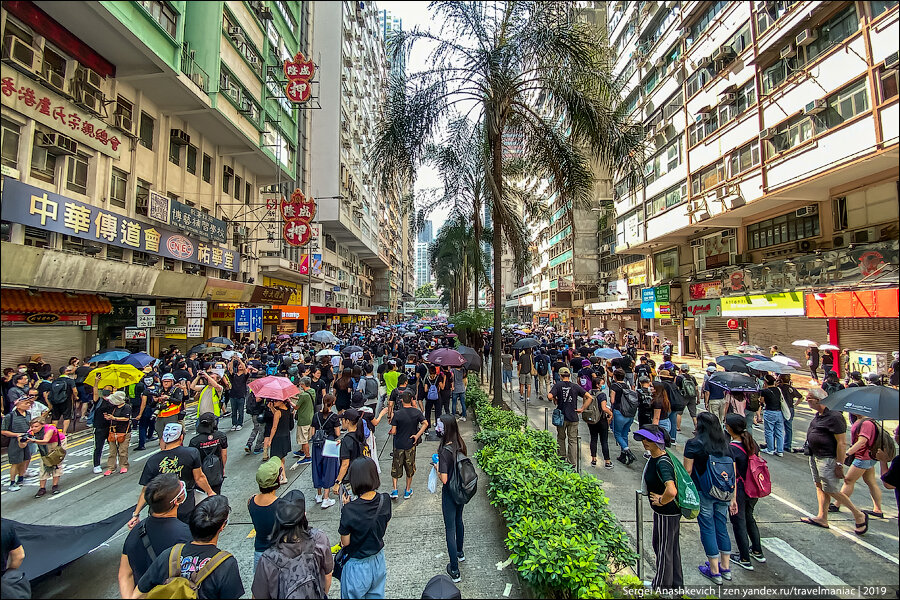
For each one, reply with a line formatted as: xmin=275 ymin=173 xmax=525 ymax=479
xmin=731 ymin=442 xmax=771 ymax=499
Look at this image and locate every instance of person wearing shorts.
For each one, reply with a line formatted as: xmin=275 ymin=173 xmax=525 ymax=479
xmin=388 ymin=390 xmax=427 ymax=499
xmin=832 ymin=415 xmax=884 ymax=518
xmin=501 ymin=348 xmax=514 ymax=393
xmin=517 ymin=351 xmax=533 ymax=401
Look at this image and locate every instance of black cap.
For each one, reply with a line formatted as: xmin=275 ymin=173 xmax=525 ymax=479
xmin=273 ymin=489 xmax=307 ymax=527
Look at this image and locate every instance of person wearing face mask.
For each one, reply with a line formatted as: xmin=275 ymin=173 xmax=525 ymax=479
xmin=5 ymin=373 xmax=29 ymax=413
xmin=90 ymin=373 xmax=116 ymax=474
xmin=135 ymin=373 xmax=160 ymax=452
xmin=103 ymin=391 xmax=133 ymax=476
xmin=153 ymin=374 xmax=185 ymax=441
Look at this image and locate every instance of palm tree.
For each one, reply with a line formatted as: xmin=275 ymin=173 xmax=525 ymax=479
xmin=429 ymin=215 xmax=491 ymax=314
xmin=372 ymin=1 xmax=645 ymax=406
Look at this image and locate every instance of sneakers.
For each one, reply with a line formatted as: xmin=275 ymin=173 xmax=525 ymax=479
xmin=35 ymin=488 xmax=47 ymax=498
xmin=719 ymin=566 xmax=732 ymax=581
xmin=458 ymin=551 xmax=465 ymax=562
xmin=730 ymin=554 xmax=754 ymax=571
xmin=235 ymin=425 xmax=242 ymax=431
xmin=315 ymin=494 xmax=323 ymax=503
xmin=321 ymin=498 xmax=336 ymax=509
xmin=390 ymin=489 xmax=399 ymax=499
xmin=230 ymin=426 xmax=237 ymax=432
xmin=120 ymin=467 xmax=128 ymax=474
xmin=591 ymin=458 xmax=597 ymax=466
xmin=24 ymin=469 xmax=38 ymax=478
xmin=51 ymin=484 xmax=59 ymax=494
xmin=133 ymin=446 xmax=146 ymax=452
xmin=604 ymin=461 xmax=614 ymax=469
xmin=296 ymin=456 xmax=312 ymax=465
xmin=103 ymin=470 xmax=114 ymax=476
xmin=446 ymin=564 xmax=461 ymax=583
xmin=8 ymin=483 xmax=21 ymax=492
xmin=253 ymin=448 xmax=264 ymax=455
xmin=697 ymin=563 xmax=722 ymax=584
xmin=616 ymin=452 xmax=627 ymax=464
xmin=460 ymin=417 xmax=467 ymax=422
xmin=92 ymin=466 xmax=103 ymax=474
xmin=404 ymin=489 xmax=413 ymax=499
xmin=775 ymin=452 xmax=784 ymax=457
xmin=293 ymin=449 xmax=304 ymax=457
xmin=245 ymin=446 xmax=251 ymax=454
xmin=750 ymin=551 xmax=766 ymax=563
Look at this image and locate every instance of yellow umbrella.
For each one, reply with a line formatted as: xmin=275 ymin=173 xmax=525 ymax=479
xmin=84 ymin=364 xmax=145 ymax=389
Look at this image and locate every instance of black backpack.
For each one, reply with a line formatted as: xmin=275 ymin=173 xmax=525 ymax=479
xmin=535 ymin=357 xmax=548 ymax=376
xmin=201 ymin=451 xmax=224 ymax=488
xmin=49 ymin=379 xmax=70 ymax=405
xmin=448 ymin=449 xmax=478 ymax=505
xmin=263 ymin=532 xmax=326 ymax=599
xmin=665 ymin=381 xmax=685 ymax=412
xmin=618 ymin=388 xmax=640 ymax=418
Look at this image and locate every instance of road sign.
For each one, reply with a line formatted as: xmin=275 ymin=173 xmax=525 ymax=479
xmin=136 ymin=306 xmax=156 ymax=328
xmin=235 ymin=308 xmax=263 ymax=333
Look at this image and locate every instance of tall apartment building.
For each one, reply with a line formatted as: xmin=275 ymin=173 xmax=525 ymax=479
xmin=1 ymin=0 xmax=306 ymax=365
xmin=415 ymin=219 xmax=433 ymax=288
xmin=593 ymin=0 xmax=898 ymax=368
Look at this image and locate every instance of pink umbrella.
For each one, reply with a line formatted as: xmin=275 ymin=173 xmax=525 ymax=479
xmin=249 ymin=376 xmax=300 ymax=401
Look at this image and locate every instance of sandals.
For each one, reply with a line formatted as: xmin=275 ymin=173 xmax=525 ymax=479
xmin=854 ymin=512 xmax=869 ymax=536
xmin=862 ymin=509 xmax=884 ymax=519
xmin=828 ymin=503 xmax=840 ymax=513
xmin=800 ymin=516 xmax=830 ymax=529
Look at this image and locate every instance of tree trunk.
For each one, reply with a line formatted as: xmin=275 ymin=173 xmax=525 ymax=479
xmin=491 ymin=136 xmax=504 ymax=408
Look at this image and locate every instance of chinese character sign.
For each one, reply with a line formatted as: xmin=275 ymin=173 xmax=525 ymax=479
xmin=283 ymin=51 xmax=314 ymax=104
xmin=282 ymin=188 xmax=317 ymax=247
xmin=0 ymin=179 xmax=240 ymax=272
xmin=170 ymin=200 xmax=228 ymax=243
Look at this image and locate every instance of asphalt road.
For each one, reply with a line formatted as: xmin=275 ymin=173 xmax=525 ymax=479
xmin=1 ymin=404 xmax=525 ymax=599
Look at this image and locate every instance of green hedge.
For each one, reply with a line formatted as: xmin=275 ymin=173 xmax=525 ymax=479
xmin=466 ymin=377 xmax=638 ymax=599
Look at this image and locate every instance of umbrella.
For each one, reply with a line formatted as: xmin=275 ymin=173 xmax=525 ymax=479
xmin=310 ymin=331 xmax=338 ymax=344
xmin=291 ymin=332 xmax=308 ymax=337
xmin=427 ymin=348 xmax=467 ymax=367
xmin=734 ymin=353 xmax=768 ymax=361
xmin=84 ymin=364 xmax=145 ymax=389
xmin=276 ymin=334 xmax=291 ymax=340
xmin=514 ymin=329 xmax=528 ymax=335
xmin=457 ymin=346 xmax=481 ymax=370
xmin=646 ymin=332 xmax=659 ymax=336
xmin=590 ymin=334 xmax=603 ymax=340
xmin=772 ymin=355 xmax=802 ymax=368
xmin=87 ymin=349 xmax=131 ymax=363
xmin=819 ymin=343 xmax=840 ymax=351
xmin=404 ymin=332 xmax=416 ymax=337
xmin=707 ymin=371 xmax=760 ymax=392
xmin=715 ymin=356 xmax=752 ymax=374
xmin=446 ymin=333 xmax=458 ymax=338
xmin=821 ymin=385 xmax=899 ymax=420
xmin=344 ymin=345 xmax=364 ymax=354
xmin=595 ymin=348 xmax=623 ymax=360
xmin=248 ymin=376 xmax=300 ymax=401
xmin=206 ymin=337 xmax=234 ymax=347
xmin=513 ymin=337 xmax=540 ymax=349
xmin=746 ymin=360 xmax=797 ymax=375
xmin=188 ymin=344 xmax=221 ymax=355
xmin=315 ymin=349 xmax=340 ymax=357
xmin=792 ymin=340 xmax=818 ymax=347
xmin=116 ymin=352 xmax=155 ymax=369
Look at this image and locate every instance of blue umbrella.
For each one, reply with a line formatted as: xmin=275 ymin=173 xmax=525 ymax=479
xmin=291 ymin=332 xmax=307 ymax=337
xmin=595 ymin=348 xmax=623 ymax=360
xmin=116 ymin=352 xmax=154 ymax=369
xmin=87 ymin=349 xmax=131 ymax=363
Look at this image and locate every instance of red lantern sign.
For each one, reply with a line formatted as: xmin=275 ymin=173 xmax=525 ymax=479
xmin=283 ymin=51 xmax=314 ymax=104
xmin=281 ymin=188 xmax=317 ymax=247
xmin=283 ymin=219 xmax=311 ymax=247
xmin=727 ymin=319 xmax=739 ymax=330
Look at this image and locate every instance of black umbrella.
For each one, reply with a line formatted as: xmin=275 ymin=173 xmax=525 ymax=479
xmin=343 ymin=345 xmax=364 ymax=354
xmin=821 ymin=385 xmax=899 ymax=421
xmin=188 ymin=344 xmax=221 ymax=355
xmin=513 ymin=337 xmax=540 ymax=349
xmin=707 ymin=371 xmax=759 ymax=392
xmin=715 ymin=356 xmax=752 ymax=374
xmin=206 ymin=336 xmax=234 ymax=347
xmin=456 ymin=346 xmax=481 ymax=370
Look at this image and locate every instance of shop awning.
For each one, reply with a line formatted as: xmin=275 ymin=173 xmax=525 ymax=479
xmin=0 ymin=289 xmax=113 ymax=314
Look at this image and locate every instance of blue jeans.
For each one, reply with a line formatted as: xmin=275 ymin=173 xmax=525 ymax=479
xmin=451 ymin=392 xmax=467 ymax=418
xmin=502 ymin=370 xmax=513 ymax=384
xmin=666 ymin=411 xmax=678 ymax=443
xmin=254 ymin=550 xmax=263 ymax=572
xmin=783 ymin=405 xmax=794 ymax=449
xmin=137 ymin=407 xmax=155 ymax=448
xmin=230 ymin=395 xmax=245 ymax=427
xmin=612 ymin=409 xmax=634 ymax=453
xmin=698 ymin=493 xmax=732 ymax=558
xmin=763 ymin=410 xmax=784 ymax=454
xmin=442 ymin=489 xmax=465 ymax=572
xmin=341 ymin=550 xmax=386 ymax=599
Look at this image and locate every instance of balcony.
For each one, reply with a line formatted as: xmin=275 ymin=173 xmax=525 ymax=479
xmin=258 ymin=256 xmax=324 ymax=283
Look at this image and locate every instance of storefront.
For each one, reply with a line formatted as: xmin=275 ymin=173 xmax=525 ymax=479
xmin=272 ymin=305 xmax=308 ymax=335
xmin=685 ymin=298 xmax=742 ymax=360
xmin=1 ymin=289 xmax=109 ymax=368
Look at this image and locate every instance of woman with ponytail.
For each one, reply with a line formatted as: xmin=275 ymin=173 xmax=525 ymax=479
xmin=724 ymin=413 xmax=766 ymax=571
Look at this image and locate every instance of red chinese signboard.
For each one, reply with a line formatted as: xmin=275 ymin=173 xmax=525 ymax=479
xmin=282 ymin=189 xmax=317 ymax=247
xmin=727 ymin=319 xmax=740 ymax=330
xmin=283 ymin=51 xmax=314 ymax=104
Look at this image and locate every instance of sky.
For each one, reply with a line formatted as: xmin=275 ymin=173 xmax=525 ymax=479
xmin=377 ymin=1 xmax=447 ymax=236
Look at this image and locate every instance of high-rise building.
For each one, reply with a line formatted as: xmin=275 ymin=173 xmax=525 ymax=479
xmin=416 ymin=219 xmax=433 ymax=287
xmin=596 ymin=0 xmax=898 ymax=362
xmin=378 ymin=9 xmax=405 ymax=77
xmin=418 ymin=219 xmax=433 ymax=243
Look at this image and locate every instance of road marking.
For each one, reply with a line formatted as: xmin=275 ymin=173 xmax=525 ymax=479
xmin=48 ymin=474 xmax=103 ymax=500
xmin=768 ymin=492 xmax=899 ymax=565
xmin=761 ymin=537 xmax=847 ymax=587
xmin=503 ymin=583 xmax=512 ymax=597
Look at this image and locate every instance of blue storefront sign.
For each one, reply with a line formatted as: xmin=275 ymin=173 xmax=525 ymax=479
xmin=641 ymin=302 xmax=655 ymax=318
xmin=641 ymin=287 xmax=656 ymax=303
xmin=1 ymin=178 xmax=239 ymax=272
xmin=235 ymin=308 xmax=263 ymax=333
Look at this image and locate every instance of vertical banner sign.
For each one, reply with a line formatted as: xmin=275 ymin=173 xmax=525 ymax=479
xmin=283 ymin=51 xmax=315 ymax=103
xmin=185 ymin=300 xmax=207 ymax=318
xmin=234 ymin=308 xmax=252 ymax=334
xmin=187 ymin=318 xmax=204 ymax=338
xmin=282 ymin=189 xmax=317 ymax=247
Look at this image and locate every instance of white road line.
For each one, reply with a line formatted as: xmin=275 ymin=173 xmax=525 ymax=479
xmin=48 ymin=474 xmax=103 ymax=500
xmin=761 ymin=537 xmax=848 ymax=587
xmin=768 ymin=492 xmax=900 ymax=565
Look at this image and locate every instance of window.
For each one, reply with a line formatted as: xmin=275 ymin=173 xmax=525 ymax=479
xmin=826 ymin=78 xmax=869 ymax=127
xmin=139 ymin=112 xmax=154 ymax=149
xmin=870 ymin=0 xmax=899 ymax=18
xmin=133 ymin=251 xmax=156 ymax=266
xmin=164 ymin=257 xmax=176 ymax=271
xmin=647 ymin=184 xmax=686 ymax=218
xmin=30 ymin=136 xmax=57 ymax=184
xmin=1 ymin=118 xmax=20 ymax=168
xmin=62 ymin=234 xmax=85 ymax=254
xmin=757 ymin=0 xmax=800 ymax=34
xmin=833 ymin=195 xmax=848 ymax=231
xmin=879 ymin=67 xmax=899 ymax=102
xmin=689 ymin=80 xmax=755 ymax=146
xmin=729 ymin=141 xmax=760 ymax=176
xmin=245 ymin=181 xmax=252 ymax=206
xmin=693 ymin=231 xmax=736 ymax=271
xmin=168 ymin=139 xmax=181 ymax=165
xmin=686 ymin=67 xmax=711 ymax=97
xmin=691 ymin=159 xmax=726 ymax=195
xmin=66 ymin=153 xmax=89 ymax=195
xmin=107 ymin=245 xmax=125 ymax=261
xmin=653 ymin=247 xmax=679 ymax=281
xmin=645 ymin=138 xmax=682 ymax=185
xmin=138 ymin=0 xmax=177 ymax=37
xmin=114 ymin=96 xmax=134 ymax=124
xmin=767 ymin=114 xmax=815 ymax=155
xmin=136 ymin=179 xmax=151 ymax=217
xmin=41 ymin=45 xmax=66 ymax=78
xmin=222 ymin=167 xmax=232 ymax=194
xmin=202 ymin=153 xmax=212 ymax=183
xmin=109 ymin=167 xmax=128 ymax=208
xmin=747 ymin=211 xmax=820 ymax=250
xmin=186 ymin=145 xmax=197 ymax=174
xmin=24 ymin=226 xmax=51 ymax=248
xmin=234 ymin=175 xmax=242 ymax=202
xmin=688 ymin=0 xmax=729 ymax=44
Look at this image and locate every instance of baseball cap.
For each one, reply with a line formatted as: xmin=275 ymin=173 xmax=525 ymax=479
xmin=197 ymin=412 xmax=216 ymax=434
xmin=162 ymin=373 xmax=175 ymax=381
xmin=274 ymin=489 xmax=307 ymax=526
xmin=256 ymin=456 xmax=283 ymax=488
xmin=680 ymin=364 xmax=690 ymax=373
xmin=706 ymin=365 xmax=717 ymax=373
xmin=559 ymin=367 xmax=570 ymax=375
xmin=162 ymin=422 xmax=184 ymax=443
xmin=340 ymin=408 xmax=361 ymax=422
xmin=633 ymin=428 xmax=665 ymax=446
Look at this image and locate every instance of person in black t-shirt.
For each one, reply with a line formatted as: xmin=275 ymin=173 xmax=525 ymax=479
xmin=389 ymin=391 xmax=428 ymax=498
xmin=226 ymin=355 xmax=254 ymax=431
xmin=758 ymin=375 xmax=785 ymax=456
xmin=119 ymin=474 xmax=192 ymax=597
xmin=548 ymin=368 xmax=592 ymax=466
xmin=189 ymin=414 xmax=228 ymax=495
xmin=1 ymin=518 xmax=24 ymax=575
xmin=137 ymin=495 xmax=244 ymax=600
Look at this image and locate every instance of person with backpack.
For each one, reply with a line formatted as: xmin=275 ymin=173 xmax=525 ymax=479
xmin=434 ymin=414 xmax=476 ymax=583
xmin=27 ymin=416 xmax=67 ymax=498
xmin=291 ymin=378 xmax=316 ymax=467
xmin=832 ymin=414 xmax=890 ymax=519
xmin=676 ymin=365 xmax=699 ymax=434
xmin=249 ymin=457 xmax=283 ymax=571
xmin=421 ymin=367 xmax=441 ymax=440
xmin=635 ymin=424 xmax=682 ymax=591
xmin=609 ymin=369 xmax=638 ymax=465
xmin=189 ymin=413 xmax=228 ymax=495
xmin=331 ymin=408 xmax=371 ymax=500
xmin=532 ymin=350 xmax=550 ymax=402
xmin=724 ymin=413 xmax=767 ymax=571
xmin=337 ymin=457 xmax=392 ymax=599
xmin=683 ymin=412 xmax=735 ymax=585
xmin=252 ymin=489 xmax=333 ymax=599
xmin=245 ymin=391 xmax=267 ymax=456
xmin=136 ymin=495 xmax=243 ymax=599
xmin=548 ymin=367 xmax=594 ymax=466
xmin=658 ymin=370 xmax=683 ymax=446
xmin=47 ymin=366 xmax=76 ymax=436
xmin=119 ymin=474 xmax=192 ymax=598
xmin=585 ymin=372 xmax=613 ymax=469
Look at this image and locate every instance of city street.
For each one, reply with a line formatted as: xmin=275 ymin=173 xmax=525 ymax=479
xmin=0 ymin=407 xmax=525 ymax=599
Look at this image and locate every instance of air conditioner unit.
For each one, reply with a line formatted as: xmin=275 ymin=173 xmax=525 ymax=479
xmin=40 ymin=67 xmax=66 ymax=94
xmin=75 ymin=66 xmax=102 ymax=92
xmin=228 ymin=27 xmax=246 ymax=43
xmin=780 ymin=43 xmax=796 ymax=59
xmin=798 ymin=239 xmax=817 ymax=252
xmin=713 ymin=46 xmax=736 ymax=64
xmin=832 ymin=234 xmax=847 ymax=248
xmin=223 ymin=165 xmax=235 ymax=176
xmin=803 ymin=99 xmax=826 ymax=115
xmin=600 ymin=244 xmax=611 ymax=253
xmin=695 ymin=55 xmax=711 ymax=69
xmin=853 ymin=227 xmax=876 ymax=243
xmin=677 ymin=27 xmax=690 ymax=40
xmin=190 ymin=72 xmax=205 ymax=89
xmin=654 ymin=56 xmax=665 ymax=69
xmin=226 ymin=85 xmax=241 ymax=102
xmin=720 ymin=92 xmax=736 ymax=104
xmin=2 ymin=35 xmax=37 ymax=72
xmin=886 ymin=52 xmax=899 ymax=70
xmin=759 ymin=127 xmax=775 ymax=140
xmin=795 ymin=205 xmax=818 ymax=217
xmin=796 ymin=29 xmax=817 ymax=47
xmin=655 ymin=120 xmax=668 ymax=134
xmin=114 ymin=113 xmax=134 ymax=134
xmin=733 ymin=253 xmax=752 ymax=264
xmin=695 ymin=112 xmax=710 ymax=123
xmin=75 ymin=88 xmax=101 ymax=113
xmin=38 ymin=132 xmax=78 ymax=155
xmin=170 ymin=128 xmax=191 ymax=145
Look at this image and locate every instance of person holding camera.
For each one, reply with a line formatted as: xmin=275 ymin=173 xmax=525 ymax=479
xmin=27 ymin=416 xmax=67 ymax=497
xmin=1 ymin=396 xmax=36 ymax=491
xmin=191 ymin=370 xmax=225 ymax=421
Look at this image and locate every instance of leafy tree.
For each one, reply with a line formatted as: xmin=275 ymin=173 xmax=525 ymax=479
xmin=415 ymin=283 xmax=436 ymax=298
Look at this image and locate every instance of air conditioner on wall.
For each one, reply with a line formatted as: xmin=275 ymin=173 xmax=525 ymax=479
xmin=170 ymin=129 xmax=191 ymax=145
xmin=2 ymin=35 xmax=37 ymax=72
xmin=780 ymin=43 xmax=797 ymax=59
xmin=39 ymin=133 xmax=78 ymax=155
xmin=803 ymin=99 xmax=826 ymax=115
xmin=40 ymin=67 xmax=66 ymax=94
xmin=114 ymin=113 xmax=134 ymax=134
xmin=795 ymin=205 xmax=818 ymax=217
xmin=695 ymin=55 xmax=711 ymax=69
xmin=75 ymin=66 xmax=102 ymax=92
xmin=75 ymin=88 xmax=101 ymax=113
xmin=796 ymin=29 xmax=817 ymax=47
xmin=886 ymin=52 xmax=899 ymax=70
xmin=759 ymin=127 xmax=775 ymax=140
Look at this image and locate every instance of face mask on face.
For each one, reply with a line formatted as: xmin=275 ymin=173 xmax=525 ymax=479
xmin=18 ymin=368 xmax=27 ymax=374
xmin=100 ymin=389 xmax=112 ymax=398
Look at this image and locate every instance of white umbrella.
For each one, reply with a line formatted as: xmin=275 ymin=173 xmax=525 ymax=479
xmin=792 ymin=340 xmax=818 ymax=347
xmin=772 ymin=355 xmax=802 ymax=368
xmin=646 ymin=331 xmax=659 ymax=336
xmin=315 ymin=349 xmax=340 ymax=357
xmin=819 ymin=343 xmax=839 ymax=351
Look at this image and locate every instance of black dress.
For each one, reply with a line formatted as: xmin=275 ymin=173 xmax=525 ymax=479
xmin=269 ymin=406 xmax=293 ymax=459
